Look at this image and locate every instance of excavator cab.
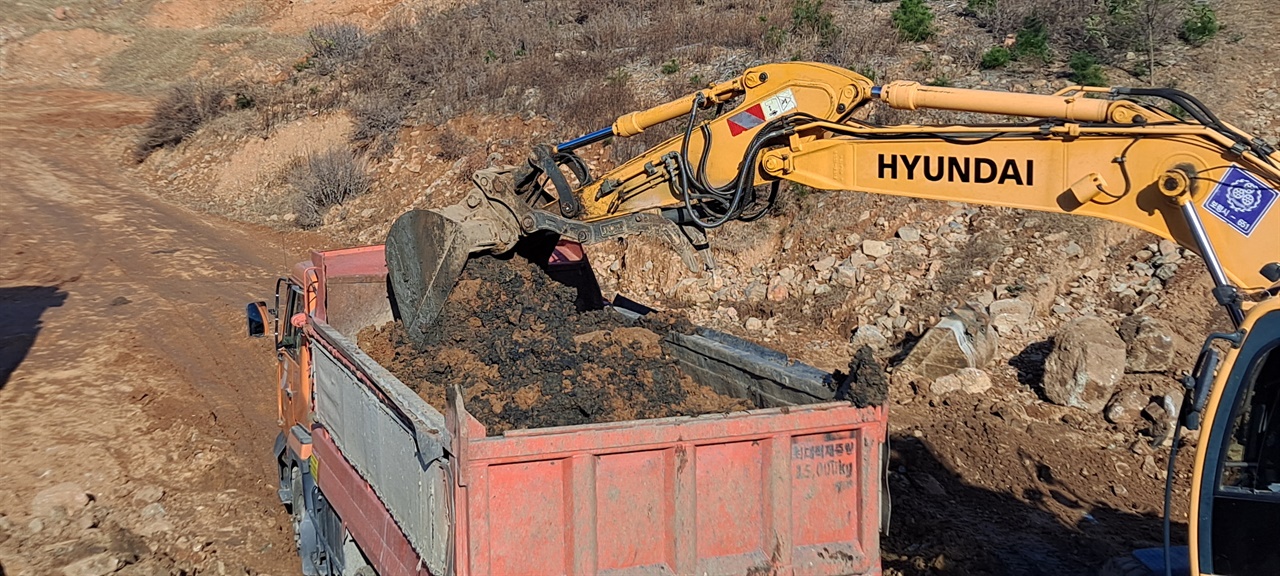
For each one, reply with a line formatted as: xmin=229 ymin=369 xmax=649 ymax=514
xmin=1191 ymin=298 xmax=1280 ymax=575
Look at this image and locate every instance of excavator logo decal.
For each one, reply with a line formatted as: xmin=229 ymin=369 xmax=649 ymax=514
xmin=1203 ymin=165 xmax=1278 ymax=236
xmin=877 ymin=153 xmax=1034 ymax=186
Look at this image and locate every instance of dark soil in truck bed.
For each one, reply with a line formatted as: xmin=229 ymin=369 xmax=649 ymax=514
xmin=360 ymin=251 xmax=755 ymax=434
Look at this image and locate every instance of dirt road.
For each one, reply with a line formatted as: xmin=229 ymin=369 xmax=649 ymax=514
xmin=0 ymin=88 xmax=308 ymax=574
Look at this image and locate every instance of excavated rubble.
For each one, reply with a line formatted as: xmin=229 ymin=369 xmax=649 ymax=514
xmin=360 ymin=252 xmax=756 ymax=434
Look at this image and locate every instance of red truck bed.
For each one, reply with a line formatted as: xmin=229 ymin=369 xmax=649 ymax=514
xmin=296 ymin=245 xmax=887 ymax=576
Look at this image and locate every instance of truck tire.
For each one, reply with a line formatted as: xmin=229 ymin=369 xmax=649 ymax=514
xmin=1098 ymin=555 xmax=1153 ymax=576
xmin=290 ymin=466 xmax=306 ymax=551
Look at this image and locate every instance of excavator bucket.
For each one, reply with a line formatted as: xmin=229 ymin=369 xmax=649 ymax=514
xmin=385 ymin=187 xmax=524 ymax=345
xmin=385 ymin=209 xmax=474 ymax=343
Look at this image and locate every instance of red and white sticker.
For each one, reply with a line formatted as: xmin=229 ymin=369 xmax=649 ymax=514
xmin=726 ymin=88 xmax=797 ymax=136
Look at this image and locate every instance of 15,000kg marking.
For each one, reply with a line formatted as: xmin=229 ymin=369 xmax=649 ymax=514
xmin=795 ymin=459 xmax=853 ymax=480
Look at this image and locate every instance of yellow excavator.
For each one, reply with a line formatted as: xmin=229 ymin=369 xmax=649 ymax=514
xmin=384 ymin=62 xmax=1280 ymax=575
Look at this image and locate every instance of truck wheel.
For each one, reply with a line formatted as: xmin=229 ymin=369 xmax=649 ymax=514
xmin=290 ymin=466 xmax=306 ymax=551
xmin=1098 ymin=555 xmax=1153 ymax=576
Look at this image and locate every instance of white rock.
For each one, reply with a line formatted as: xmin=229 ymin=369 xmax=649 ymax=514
xmin=833 ymin=264 xmax=859 ymax=288
xmin=989 ymin=298 xmax=1033 ymax=332
xmin=930 ymin=368 xmax=993 ymax=396
xmin=897 ymin=225 xmax=921 ymax=242
xmin=61 ymin=553 xmax=122 ymax=576
xmin=850 ymin=325 xmax=888 ymax=351
xmin=745 ymin=317 xmax=764 ymax=331
xmin=813 ymin=256 xmax=837 ymax=272
xmin=862 ymin=240 xmax=892 ymax=258
xmin=131 ymin=485 xmax=164 ymax=505
xmin=31 ymin=483 xmax=89 ymax=518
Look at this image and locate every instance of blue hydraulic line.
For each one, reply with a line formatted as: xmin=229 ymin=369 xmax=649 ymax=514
xmin=871 ymin=85 xmax=883 ymax=98
xmin=556 ymin=127 xmax=614 ymax=153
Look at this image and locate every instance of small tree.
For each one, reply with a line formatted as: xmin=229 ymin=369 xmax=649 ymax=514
xmin=892 ymin=0 xmax=935 ymax=42
xmin=1069 ymin=52 xmax=1108 ymax=87
xmin=1180 ymin=3 xmax=1219 ymax=46
xmin=981 ymin=46 xmax=1011 ymax=69
xmin=1010 ymin=18 xmax=1050 ymax=62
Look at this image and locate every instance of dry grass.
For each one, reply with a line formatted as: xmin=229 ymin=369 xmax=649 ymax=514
xmin=261 ymin=0 xmax=909 ymax=155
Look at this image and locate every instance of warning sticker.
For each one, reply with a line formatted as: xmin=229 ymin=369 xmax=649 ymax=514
xmin=727 ymin=88 xmax=797 ymax=136
xmin=1203 ymin=165 xmax=1278 ymax=236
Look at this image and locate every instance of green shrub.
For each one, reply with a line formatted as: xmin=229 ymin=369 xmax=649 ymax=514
xmin=1010 ymin=18 xmax=1050 ymax=62
xmin=660 ymin=59 xmax=680 ymax=75
xmin=964 ymin=0 xmax=994 ymax=16
xmin=1180 ymin=3 xmax=1219 ymax=46
xmin=980 ymin=45 xmax=1011 ymax=69
xmin=764 ymin=24 xmax=788 ymax=50
xmin=927 ymin=75 xmax=953 ymax=87
xmin=792 ymin=0 xmax=838 ymax=44
xmin=892 ymin=0 xmax=935 ymax=42
xmin=1068 ymin=51 xmax=1107 ymax=86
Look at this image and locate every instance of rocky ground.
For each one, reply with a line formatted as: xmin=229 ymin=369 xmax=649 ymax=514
xmin=3 ymin=0 xmax=1277 ymax=574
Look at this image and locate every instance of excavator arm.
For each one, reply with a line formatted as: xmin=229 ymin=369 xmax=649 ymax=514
xmin=386 ymin=62 xmax=1280 ymax=341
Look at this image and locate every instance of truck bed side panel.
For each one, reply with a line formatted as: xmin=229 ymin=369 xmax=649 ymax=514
xmin=456 ymin=403 xmax=885 ymax=576
xmin=311 ymin=323 xmax=451 ymax=575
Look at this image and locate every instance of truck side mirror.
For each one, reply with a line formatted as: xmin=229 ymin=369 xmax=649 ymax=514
xmin=247 ymin=301 xmax=271 ymax=338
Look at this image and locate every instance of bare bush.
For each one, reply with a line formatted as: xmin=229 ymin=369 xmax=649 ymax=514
xmin=289 ymin=148 xmax=371 ymax=229
xmin=350 ymin=94 xmax=406 ymax=156
xmin=433 ymin=131 xmax=480 ymax=162
xmin=133 ymin=82 xmax=227 ymax=162
xmin=307 ymin=22 xmax=369 ymax=74
xmin=341 ymin=0 xmax=794 ymax=140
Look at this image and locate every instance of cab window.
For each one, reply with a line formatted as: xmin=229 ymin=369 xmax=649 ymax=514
xmin=1220 ymin=345 xmax=1280 ymax=494
xmin=279 ymin=284 xmax=305 ymax=352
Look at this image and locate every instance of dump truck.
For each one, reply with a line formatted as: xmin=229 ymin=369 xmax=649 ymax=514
xmin=247 ymin=243 xmax=888 ymax=576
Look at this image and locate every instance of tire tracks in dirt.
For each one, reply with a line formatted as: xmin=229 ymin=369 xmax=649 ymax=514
xmin=0 ymin=87 xmax=314 ymax=574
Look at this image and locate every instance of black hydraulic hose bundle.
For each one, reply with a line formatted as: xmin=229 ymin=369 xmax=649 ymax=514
xmin=674 ymin=93 xmax=798 ymax=228
xmin=1117 ymin=86 xmax=1277 ymax=168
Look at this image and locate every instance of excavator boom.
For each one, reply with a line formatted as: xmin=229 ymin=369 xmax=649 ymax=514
xmin=386 ymin=62 xmax=1280 ymax=342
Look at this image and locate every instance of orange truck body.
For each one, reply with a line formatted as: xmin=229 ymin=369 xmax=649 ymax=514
xmin=266 ymin=245 xmax=888 ymax=576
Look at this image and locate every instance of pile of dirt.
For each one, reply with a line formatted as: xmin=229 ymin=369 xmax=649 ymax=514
xmin=360 ymin=253 xmax=752 ymax=434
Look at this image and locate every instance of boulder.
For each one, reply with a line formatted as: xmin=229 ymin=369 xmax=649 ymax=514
xmin=1119 ymin=315 xmax=1176 ymax=372
xmin=897 ymin=306 xmax=998 ymax=386
xmin=1042 ymin=317 xmax=1126 ymax=412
